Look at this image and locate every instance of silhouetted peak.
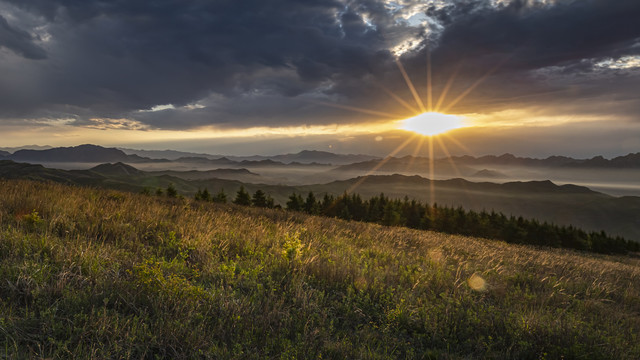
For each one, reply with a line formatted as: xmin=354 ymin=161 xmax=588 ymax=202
xmin=91 ymin=162 xmax=143 ymax=176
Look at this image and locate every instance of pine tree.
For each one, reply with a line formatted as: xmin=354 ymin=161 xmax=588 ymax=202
xmin=266 ymin=195 xmax=275 ymax=208
xmin=233 ymin=186 xmax=251 ymax=206
xmin=304 ymin=191 xmax=318 ymax=214
xmin=382 ymin=202 xmax=402 ymax=226
xmin=201 ymin=188 xmax=211 ymax=201
xmin=252 ymin=189 xmax=268 ymax=207
xmin=166 ymin=183 xmax=178 ymax=198
xmin=213 ymin=188 xmax=227 ymax=203
xmin=286 ymin=193 xmax=304 ymax=211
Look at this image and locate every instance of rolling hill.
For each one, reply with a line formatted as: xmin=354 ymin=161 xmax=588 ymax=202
xmin=299 ymin=174 xmax=640 ymax=241
xmin=1 ymin=179 xmax=638 ymax=358
xmin=1 ymin=160 xmax=639 ymax=241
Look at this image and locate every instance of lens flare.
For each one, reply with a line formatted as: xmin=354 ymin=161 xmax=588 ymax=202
xmin=468 ymin=273 xmax=487 ymax=291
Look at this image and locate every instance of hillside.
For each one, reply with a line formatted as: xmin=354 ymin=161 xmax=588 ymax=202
xmin=301 ymin=175 xmax=640 ymax=241
xmin=0 ymin=179 xmax=639 ymax=358
xmin=1 ymin=160 xmax=639 ymax=241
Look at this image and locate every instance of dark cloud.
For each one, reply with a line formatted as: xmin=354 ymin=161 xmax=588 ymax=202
xmin=431 ymin=0 xmax=640 ymax=70
xmin=0 ymin=15 xmax=47 ymax=59
xmin=0 ymin=0 xmax=638 ymax=131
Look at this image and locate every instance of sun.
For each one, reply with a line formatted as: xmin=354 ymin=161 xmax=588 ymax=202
xmin=398 ymin=112 xmax=464 ymax=136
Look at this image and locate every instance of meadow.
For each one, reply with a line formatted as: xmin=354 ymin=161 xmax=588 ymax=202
xmin=1 ymin=179 xmax=639 ymax=359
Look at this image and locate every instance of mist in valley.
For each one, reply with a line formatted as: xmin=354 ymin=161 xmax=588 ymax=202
xmin=27 ymin=157 xmax=640 ymax=198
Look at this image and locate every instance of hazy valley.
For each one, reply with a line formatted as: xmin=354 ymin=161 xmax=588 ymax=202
xmin=1 ymin=144 xmax=640 ymax=241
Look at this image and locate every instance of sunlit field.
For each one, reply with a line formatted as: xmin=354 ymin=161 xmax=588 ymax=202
xmin=1 ymin=179 xmax=639 ymax=359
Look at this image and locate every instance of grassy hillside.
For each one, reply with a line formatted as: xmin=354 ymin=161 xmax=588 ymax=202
xmin=2 ymin=160 xmax=640 ymax=241
xmin=1 ymin=180 xmax=639 ymax=359
xmin=301 ymin=175 xmax=640 ymax=240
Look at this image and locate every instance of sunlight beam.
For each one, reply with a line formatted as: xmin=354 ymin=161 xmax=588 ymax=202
xmin=427 ymin=47 xmax=433 ymax=112
xmin=374 ymin=80 xmax=420 ymax=114
xmin=441 ymin=133 xmax=472 ymax=155
xmin=434 ymin=63 xmax=462 ymax=113
xmin=442 ymin=56 xmax=510 ymax=113
xmin=346 ymin=135 xmax=417 ymax=194
xmin=304 ymin=99 xmax=404 ymax=119
xmin=407 ymin=135 xmax=426 ymax=172
xmin=395 ymin=58 xmax=426 ymax=113
xmin=434 ymin=136 xmax=464 ymax=179
xmin=301 ymin=99 xmax=402 ymax=119
xmin=428 ymin=137 xmax=435 ymax=204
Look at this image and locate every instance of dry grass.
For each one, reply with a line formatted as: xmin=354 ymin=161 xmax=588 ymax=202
xmin=1 ymin=179 xmax=639 ymax=359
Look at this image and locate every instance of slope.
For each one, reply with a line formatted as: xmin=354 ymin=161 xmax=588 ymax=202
xmin=1 ymin=160 xmax=639 ymax=241
xmin=0 ymin=179 xmax=638 ymax=359
xmin=301 ymin=174 xmax=640 ymax=240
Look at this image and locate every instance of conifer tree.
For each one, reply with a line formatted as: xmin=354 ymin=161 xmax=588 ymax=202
xmin=252 ymin=189 xmax=268 ymax=207
xmin=213 ymin=188 xmax=227 ymax=203
xmin=233 ymin=186 xmax=251 ymax=206
xmin=304 ymin=191 xmax=318 ymax=214
xmin=286 ymin=193 xmax=304 ymax=211
xmin=166 ymin=183 xmax=178 ymax=198
xmin=201 ymin=188 xmax=211 ymax=201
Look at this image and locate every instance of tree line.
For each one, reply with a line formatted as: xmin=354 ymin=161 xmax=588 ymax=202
xmin=284 ymin=191 xmax=638 ymax=254
xmin=160 ymin=184 xmax=638 ymax=254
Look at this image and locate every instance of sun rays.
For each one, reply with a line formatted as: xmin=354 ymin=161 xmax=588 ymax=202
xmin=314 ymin=47 xmax=507 ymax=203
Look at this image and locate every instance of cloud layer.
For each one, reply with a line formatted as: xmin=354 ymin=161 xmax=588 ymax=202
xmin=0 ymin=0 xmax=638 ymax=131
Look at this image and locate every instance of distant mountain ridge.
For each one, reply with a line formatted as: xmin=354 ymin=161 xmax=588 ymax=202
xmin=118 ymin=148 xmax=221 ymax=160
xmin=472 ymin=169 xmax=508 ymax=178
xmin=8 ymin=144 xmax=154 ymax=163
xmin=0 ymin=145 xmax=53 ymax=153
xmin=6 ymin=144 xmax=638 ymax=168
xmin=6 ymin=144 xmax=379 ymax=167
xmin=121 ymin=147 xmax=379 ymax=165
xmin=336 ymin=152 xmax=640 ymax=172
xmin=2 ymin=145 xmax=338 ymax=169
xmin=451 ymin=152 xmax=640 ymax=168
xmin=90 ymin=162 xmax=145 ymax=177
xmin=267 ymin=150 xmax=379 ymax=165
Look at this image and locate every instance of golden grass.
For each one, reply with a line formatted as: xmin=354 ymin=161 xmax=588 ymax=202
xmin=1 ymin=179 xmax=639 ymax=359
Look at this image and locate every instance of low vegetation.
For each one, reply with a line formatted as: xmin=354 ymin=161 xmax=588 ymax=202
xmin=192 ymin=185 xmax=638 ymax=254
xmin=1 ymin=179 xmax=640 ymax=358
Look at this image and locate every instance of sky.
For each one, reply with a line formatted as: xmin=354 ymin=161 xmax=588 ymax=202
xmin=0 ymin=0 xmax=639 ymax=157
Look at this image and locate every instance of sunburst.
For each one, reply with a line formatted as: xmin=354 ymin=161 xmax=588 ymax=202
xmin=315 ymin=45 xmax=507 ymax=203
xmin=399 ymin=112 xmax=464 ymax=136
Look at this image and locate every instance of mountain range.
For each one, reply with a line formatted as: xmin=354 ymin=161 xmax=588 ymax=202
xmin=119 ymin=148 xmax=380 ymax=165
xmin=5 ymin=144 xmax=154 ymax=163
xmin=0 ymin=144 xmax=373 ymax=167
xmin=337 ymin=153 xmax=640 ymax=172
xmin=1 ymin=159 xmax=638 ymax=241
xmin=2 ymin=144 xmax=639 ymax=168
